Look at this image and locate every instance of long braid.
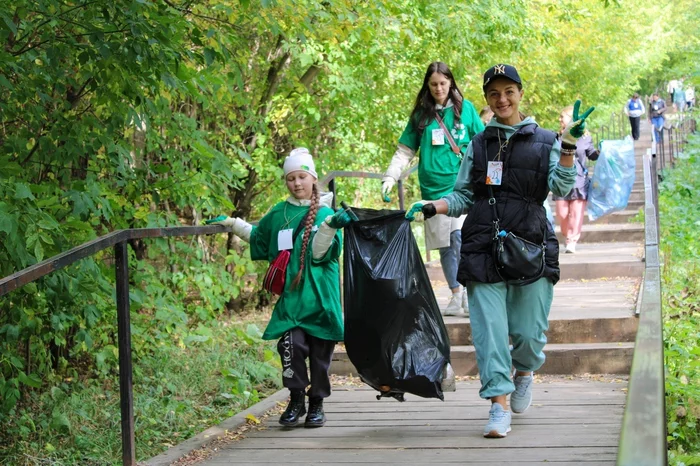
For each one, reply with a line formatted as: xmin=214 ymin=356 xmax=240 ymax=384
xmin=291 ymin=184 xmax=319 ymax=289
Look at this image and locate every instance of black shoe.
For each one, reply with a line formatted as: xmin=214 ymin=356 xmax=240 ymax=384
xmin=305 ymin=398 xmax=326 ymax=428
xmin=279 ymin=391 xmax=306 ymax=427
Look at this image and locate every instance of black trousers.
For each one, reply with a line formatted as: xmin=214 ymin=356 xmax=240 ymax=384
xmin=629 ymin=116 xmax=640 ymax=140
xmin=277 ymin=328 xmax=335 ymax=399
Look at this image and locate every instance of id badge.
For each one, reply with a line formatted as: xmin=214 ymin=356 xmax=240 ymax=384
xmin=278 ymin=229 xmax=294 ymax=251
xmin=431 ymin=128 xmax=445 ymax=145
xmin=486 ymin=161 xmax=503 ymax=186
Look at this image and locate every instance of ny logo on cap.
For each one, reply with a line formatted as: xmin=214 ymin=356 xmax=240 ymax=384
xmin=494 ymin=64 xmax=506 ymax=74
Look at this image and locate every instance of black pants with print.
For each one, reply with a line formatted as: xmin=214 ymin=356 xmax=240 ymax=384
xmin=277 ymin=327 xmax=335 ymax=399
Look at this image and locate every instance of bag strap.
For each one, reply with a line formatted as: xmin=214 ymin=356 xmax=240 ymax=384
xmin=435 ymin=113 xmax=462 ymax=156
xmin=292 ymin=210 xmax=311 ymax=243
xmin=487 ymin=185 xmax=501 ymax=237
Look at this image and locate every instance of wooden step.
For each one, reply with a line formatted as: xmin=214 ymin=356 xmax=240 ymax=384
xmin=443 ymin=315 xmax=638 ymax=347
xmin=557 ymin=242 xmax=643 ymax=278
xmin=555 ymin=223 xmax=644 ymax=243
xmin=330 ymin=342 xmax=635 ymax=376
xmin=547 ymin=189 xmax=644 ymax=203
xmin=589 ymin=209 xmax=640 ymax=224
xmin=448 ymin=342 xmax=634 ymax=375
xmin=436 ymin=279 xmax=639 ymax=345
xmin=426 ymin=243 xmax=643 ymax=282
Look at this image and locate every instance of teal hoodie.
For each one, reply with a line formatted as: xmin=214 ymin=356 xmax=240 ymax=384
xmin=442 ymin=116 xmax=576 ymax=217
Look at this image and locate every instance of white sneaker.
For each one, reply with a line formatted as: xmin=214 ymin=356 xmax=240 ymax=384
xmin=565 ymin=243 xmax=576 ymax=254
xmin=443 ymin=291 xmax=465 ymax=316
xmin=441 ymin=363 xmax=456 ymax=392
xmin=461 ymin=291 xmax=470 ymax=317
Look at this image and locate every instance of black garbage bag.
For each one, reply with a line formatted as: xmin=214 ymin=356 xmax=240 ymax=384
xmin=343 ymin=207 xmax=451 ymax=401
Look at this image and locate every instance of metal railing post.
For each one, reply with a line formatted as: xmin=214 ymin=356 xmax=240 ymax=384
xmin=115 ymin=241 xmax=135 ymax=466
xmin=669 ymin=128 xmax=675 ymax=167
xmin=328 ymin=178 xmax=337 ymax=210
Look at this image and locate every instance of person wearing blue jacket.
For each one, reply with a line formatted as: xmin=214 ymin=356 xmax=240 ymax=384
xmin=624 ymin=93 xmax=645 ymax=141
xmin=404 ymin=64 xmax=594 ymax=438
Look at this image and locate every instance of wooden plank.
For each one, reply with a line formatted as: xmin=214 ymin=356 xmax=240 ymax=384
xmin=224 ymin=432 xmax=619 ymax=449
xmin=185 ymin=378 xmax=627 ymax=465
xmin=206 ymin=463 xmax=615 ymax=466
xmin=247 ymin=424 xmax=622 ymax=439
xmin=203 ymin=447 xmax=619 ymax=464
xmin=247 ymin=407 xmax=624 ymax=422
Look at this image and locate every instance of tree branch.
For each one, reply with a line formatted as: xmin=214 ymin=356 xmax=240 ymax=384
xmin=162 ymin=0 xmax=242 ymax=31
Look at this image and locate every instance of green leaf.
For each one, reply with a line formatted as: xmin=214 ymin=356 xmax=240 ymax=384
xmin=246 ymin=324 xmax=263 ymax=339
xmin=203 ymin=47 xmax=216 ymax=66
xmin=14 ymin=183 xmax=35 ymax=200
xmin=50 ymin=411 xmax=72 ymax=433
xmin=34 ymin=241 xmax=44 ymax=262
xmin=0 ymin=74 xmax=13 ymax=90
xmin=1 ymin=14 xmax=17 ymax=34
xmin=18 ymin=371 xmax=42 ymax=389
xmin=0 ymin=214 xmax=14 ymax=234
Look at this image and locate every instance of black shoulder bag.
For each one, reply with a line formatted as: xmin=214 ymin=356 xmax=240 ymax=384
xmin=488 ymin=186 xmax=546 ymax=286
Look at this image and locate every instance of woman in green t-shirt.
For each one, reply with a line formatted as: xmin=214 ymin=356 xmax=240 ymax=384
xmin=206 ymin=148 xmax=355 ymax=428
xmin=381 ymin=62 xmax=483 ymax=317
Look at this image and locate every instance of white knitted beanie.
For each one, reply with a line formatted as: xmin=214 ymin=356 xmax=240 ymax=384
xmin=283 ymin=147 xmax=318 ymax=179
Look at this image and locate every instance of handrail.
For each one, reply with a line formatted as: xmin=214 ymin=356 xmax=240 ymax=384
xmin=319 ymin=165 xmax=417 ymax=211
xmin=0 ymin=224 xmax=233 ymax=466
xmin=655 ymin=112 xmax=695 ymax=175
xmin=589 ymin=111 xmax=628 ymax=148
xmin=616 ymin=145 xmax=666 ymax=465
xmin=617 ymin=115 xmax=695 ymax=465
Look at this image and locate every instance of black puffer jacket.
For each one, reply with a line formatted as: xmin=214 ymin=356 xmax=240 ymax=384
xmin=457 ymin=123 xmax=561 ymax=285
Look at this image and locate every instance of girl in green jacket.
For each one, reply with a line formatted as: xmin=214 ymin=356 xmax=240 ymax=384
xmin=207 ymin=148 xmax=354 ymax=428
xmin=381 ymin=61 xmax=484 ymax=318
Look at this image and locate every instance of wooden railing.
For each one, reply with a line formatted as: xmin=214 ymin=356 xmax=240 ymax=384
xmin=617 ymin=114 xmax=695 ymax=465
xmin=0 ymin=225 xmax=233 ymax=466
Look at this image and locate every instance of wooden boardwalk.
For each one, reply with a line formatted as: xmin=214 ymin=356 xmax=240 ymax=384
xmin=146 ymin=123 xmax=652 ymax=465
xmin=187 ymin=377 xmax=627 ymax=465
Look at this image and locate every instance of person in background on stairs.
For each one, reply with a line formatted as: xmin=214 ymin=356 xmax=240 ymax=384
xmin=554 ymin=105 xmax=600 ymax=254
xmin=649 ymin=93 xmax=667 ymax=143
xmin=205 ymin=148 xmax=355 ymax=429
xmin=381 ymin=61 xmax=484 ymax=318
xmin=480 ymin=106 xmax=494 ymax=126
xmin=624 ymin=93 xmax=645 ymax=141
xmin=404 ymin=64 xmax=592 ymax=439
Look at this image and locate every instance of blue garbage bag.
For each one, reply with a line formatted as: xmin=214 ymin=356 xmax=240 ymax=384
xmin=586 ymin=136 xmax=636 ymax=221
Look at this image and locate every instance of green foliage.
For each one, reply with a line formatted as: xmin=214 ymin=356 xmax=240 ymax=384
xmin=659 ymin=134 xmax=700 ymax=461
xmin=0 ymin=324 xmax=280 ymax=465
xmin=1 ymin=0 xmax=700 ymax=462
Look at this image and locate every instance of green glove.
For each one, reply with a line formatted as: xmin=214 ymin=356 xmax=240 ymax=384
xmin=405 ymin=201 xmax=436 ymax=222
xmin=562 ymin=99 xmax=596 ymax=146
xmin=325 ymin=207 xmax=358 ymax=229
xmin=203 ymin=215 xmax=234 ymax=226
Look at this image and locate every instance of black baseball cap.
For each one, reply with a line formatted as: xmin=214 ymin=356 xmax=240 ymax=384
xmin=482 ymin=64 xmax=522 ymax=91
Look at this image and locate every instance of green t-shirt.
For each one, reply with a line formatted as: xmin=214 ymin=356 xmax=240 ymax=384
xmin=398 ymin=100 xmax=484 ymax=200
xmin=249 ymin=201 xmax=344 ymax=341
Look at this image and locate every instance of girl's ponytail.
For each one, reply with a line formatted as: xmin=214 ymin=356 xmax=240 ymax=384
xmin=291 ymin=184 xmax=319 ymax=289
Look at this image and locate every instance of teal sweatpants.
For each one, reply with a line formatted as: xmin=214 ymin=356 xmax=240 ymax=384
xmin=465 ymin=277 xmax=554 ymax=399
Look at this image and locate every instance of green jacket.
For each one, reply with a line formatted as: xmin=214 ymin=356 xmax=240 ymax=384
xmin=249 ymin=192 xmax=344 ymax=341
xmin=398 ymin=99 xmax=484 ymax=199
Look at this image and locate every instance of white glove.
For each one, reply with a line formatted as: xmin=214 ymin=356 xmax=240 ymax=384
xmin=381 ymin=176 xmax=396 ymax=201
xmin=205 ymin=216 xmax=252 ymax=242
